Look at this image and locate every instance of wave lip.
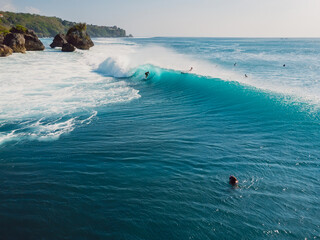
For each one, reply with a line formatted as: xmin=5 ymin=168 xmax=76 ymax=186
xmin=97 ymin=57 xmax=134 ymax=78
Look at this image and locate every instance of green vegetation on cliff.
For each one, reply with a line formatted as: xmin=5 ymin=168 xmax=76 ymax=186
xmin=67 ymin=23 xmax=87 ymax=35
xmin=0 ymin=24 xmax=9 ymax=35
xmin=0 ymin=11 xmax=128 ymax=38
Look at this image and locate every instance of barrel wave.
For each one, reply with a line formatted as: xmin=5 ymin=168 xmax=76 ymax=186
xmin=0 ymin=37 xmax=320 ymax=239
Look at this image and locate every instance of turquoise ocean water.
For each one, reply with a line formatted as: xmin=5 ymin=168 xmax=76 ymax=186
xmin=0 ymin=37 xmax=320 ymax=239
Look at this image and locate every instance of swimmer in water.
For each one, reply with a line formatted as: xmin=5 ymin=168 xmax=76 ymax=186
xmin=229 ymin=176 xmax=238 ymax=186
xmin=234 ymin=63 xmax=237 ymax=66
xmin=245 ymin=74 xmax=248 ymax=78
xmin=283 ymin=64 xmax=286 ymax=67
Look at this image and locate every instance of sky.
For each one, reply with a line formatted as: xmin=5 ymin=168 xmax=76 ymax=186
xmin=1 ymin=0 xmax=320 ymax=37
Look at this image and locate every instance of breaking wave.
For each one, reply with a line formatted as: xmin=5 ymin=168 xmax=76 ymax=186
xmin=2 ymin=37 xmax=320 ymax=145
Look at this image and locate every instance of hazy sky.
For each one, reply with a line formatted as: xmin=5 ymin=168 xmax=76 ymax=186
xmin=1 ymin=0 xmax=320 ymax=37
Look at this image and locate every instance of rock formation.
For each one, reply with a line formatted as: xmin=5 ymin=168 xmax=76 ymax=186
xmin=62 ymin=42 xmax=76 ymax=52
xmin=3 ymin=33 xmax=26 ymax=53
xmin=0 ymin=34 xmax=4 ymax=44
xmin=66 ymin=23 xmax=94 ymax=50
xmin=2 ymin=23 xmax=94 ymax=56
xmin=23 ymin=29 xmax=45 ymax=51
xmin=50 ymin=24 xmax=94 ymax=52
xmin=6 ymin=26 xmax=44 ymax=51
xmin=50 ymin=33 xmax=67 ymax=48
xmin=0 ymin=44 xmax=13 ymax=57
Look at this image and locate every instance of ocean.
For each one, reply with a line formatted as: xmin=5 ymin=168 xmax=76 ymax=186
xmin=0 ymin=37 xmax=320 ymax=239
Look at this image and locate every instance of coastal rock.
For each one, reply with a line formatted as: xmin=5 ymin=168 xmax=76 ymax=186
xmin=0 ymin=44 xmax=13 ymax=57
xmin=50 ymin=33 xmax=67 ymax=48
xmin=0 ymin=34 xmax=4 ymax=44
xmin=24 ymin=29 xmax=45 ymax=51
xmin=62 ymin=42 xmax=76 ymax=52
xmin=24 ymin=32 xmax=45 ymax=51
xmin=66 ymin=23 xmax=94 ymax=50
xmin=9 ymin=26 xmax=45 ymax=51
xmin=3 ymin=33 xmax=26 ymax=53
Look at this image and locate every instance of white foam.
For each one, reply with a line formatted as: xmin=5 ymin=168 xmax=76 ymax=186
xmin=97 ymin=57 xmax=134 ymax=78
xmin=0 ymin=41 xmax=140 ymax=144
xmin=86 ymin=39 xmax=241 ymax=81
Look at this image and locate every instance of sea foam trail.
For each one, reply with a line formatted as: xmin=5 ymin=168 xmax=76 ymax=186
xmin=0 ymin=39 xmax=140 ymax=144
xmin=89 ymin=38 xmax=320 ymax=109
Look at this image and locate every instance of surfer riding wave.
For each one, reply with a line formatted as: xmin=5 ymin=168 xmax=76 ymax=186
xmin=181 ymin=67 xmax=193 ymax=74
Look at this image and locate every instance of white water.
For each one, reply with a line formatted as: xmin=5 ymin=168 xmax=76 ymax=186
xmin=0 ymin=41 xmax=140 ymax=144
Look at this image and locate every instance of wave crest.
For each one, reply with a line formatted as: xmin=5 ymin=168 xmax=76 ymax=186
xmin=97 ymin=57 xmax=134 ymax=78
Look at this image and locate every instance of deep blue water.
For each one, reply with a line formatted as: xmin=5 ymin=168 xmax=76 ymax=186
xmin=0 ymin=37 xmax=320 ymax=239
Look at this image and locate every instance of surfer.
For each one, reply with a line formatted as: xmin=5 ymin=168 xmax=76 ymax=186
xmin=181 ymin=67 xmax=193 ymax=74
xmin=234 ymin=63 xmax=237 ymax=66
xmin=145 ymin=71 xmax=150 ymax=79
xmin=245 ymin=74 xmax=248 ymax=78
xmin=229 ymin=175 xmax=238 ymax=186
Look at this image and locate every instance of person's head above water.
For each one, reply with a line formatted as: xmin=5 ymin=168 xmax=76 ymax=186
xmin=229 ymin=175 xmax=238 ymax=186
